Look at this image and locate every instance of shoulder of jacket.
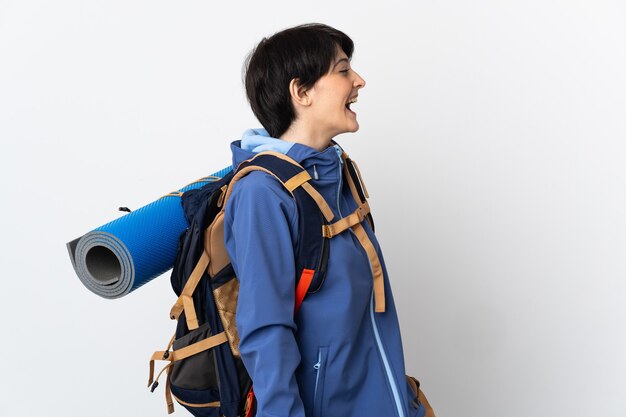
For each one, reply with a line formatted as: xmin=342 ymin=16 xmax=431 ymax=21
xmin=224 ymin=170 xmax=297 ymax=216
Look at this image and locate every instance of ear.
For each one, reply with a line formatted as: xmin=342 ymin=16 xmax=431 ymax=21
xmin=288 ymin=78 xmax=312 ymax=107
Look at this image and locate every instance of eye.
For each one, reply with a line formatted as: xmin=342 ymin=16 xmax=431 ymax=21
xmin=340 ymin=69 xmax=350 ymax=75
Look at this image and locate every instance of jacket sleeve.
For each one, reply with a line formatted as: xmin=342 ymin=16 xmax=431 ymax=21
xmin=223 ymin=171 xmax=305 ymax=417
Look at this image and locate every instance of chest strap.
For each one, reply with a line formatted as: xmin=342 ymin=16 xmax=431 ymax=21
xmin=322 ymin=201 xmax=370 ymax=238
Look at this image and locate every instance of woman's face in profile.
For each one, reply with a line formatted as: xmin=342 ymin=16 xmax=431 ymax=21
xmin=305 ymin=46 xmax=366 ymax=139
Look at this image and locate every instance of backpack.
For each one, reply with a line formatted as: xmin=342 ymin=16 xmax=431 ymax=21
xmin=147 ymin=149 xmax=377 ymax=417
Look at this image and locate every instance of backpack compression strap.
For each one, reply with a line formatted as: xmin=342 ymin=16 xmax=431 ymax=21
xmin=169 ymin=250 xmax=209 ymax=330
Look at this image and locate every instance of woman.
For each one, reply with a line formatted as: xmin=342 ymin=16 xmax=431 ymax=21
xmin=223 ymin=23 xmax=430 ymax=417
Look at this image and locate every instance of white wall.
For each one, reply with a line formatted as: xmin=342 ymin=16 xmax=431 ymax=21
xmin=1 ymin=1 xmax=624 ymax=416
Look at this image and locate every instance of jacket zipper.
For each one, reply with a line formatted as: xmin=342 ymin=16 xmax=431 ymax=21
xmin=370 ymin=290 xmax=405 ymax=417
xmin=333 ymin=145 xmax=344 ymax=216
xmin=313 ymin=347 xmax=328 ymax=417
xmin=332 ymin=146 xmax=405 ymax=417
xmin=313 ymin=351 xmax=321 ymax=400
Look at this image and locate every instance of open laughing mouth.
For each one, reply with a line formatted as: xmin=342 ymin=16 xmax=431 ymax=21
xmin=346 ymin=96 xmax=358 ymax=115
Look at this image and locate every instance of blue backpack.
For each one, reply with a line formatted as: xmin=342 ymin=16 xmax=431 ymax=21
xmin=148 ymin=150 xmax=374 ymax=417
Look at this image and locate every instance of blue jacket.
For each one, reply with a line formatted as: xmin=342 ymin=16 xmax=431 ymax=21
xmin=223 ymin=128 xmax=425 ymax=417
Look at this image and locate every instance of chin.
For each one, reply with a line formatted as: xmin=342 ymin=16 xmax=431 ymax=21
xmin=333 ymin=122 xmax=360 ymax=138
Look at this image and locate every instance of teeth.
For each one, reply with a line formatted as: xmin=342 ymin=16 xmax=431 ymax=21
xmin=347 ymin=97 xmax=358 ymax=104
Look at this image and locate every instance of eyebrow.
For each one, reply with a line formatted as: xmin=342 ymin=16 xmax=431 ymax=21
xmin=332 ymin=58 xmax=350 ymax=69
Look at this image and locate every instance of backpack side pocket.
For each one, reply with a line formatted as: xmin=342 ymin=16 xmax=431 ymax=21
xmin=168 ymin=323 xmax=226 ymax=417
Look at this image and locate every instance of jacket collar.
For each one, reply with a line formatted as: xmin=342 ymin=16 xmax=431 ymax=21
xmin=230 ymin=129 xmax=345 ymax=182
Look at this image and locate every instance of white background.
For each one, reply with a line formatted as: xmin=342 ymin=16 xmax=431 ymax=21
xmin=1 ymin=1 xmax=625 ymax=416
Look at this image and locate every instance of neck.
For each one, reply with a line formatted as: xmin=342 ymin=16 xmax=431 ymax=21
xmin=279 ymin=120 xmax=333 ymax=151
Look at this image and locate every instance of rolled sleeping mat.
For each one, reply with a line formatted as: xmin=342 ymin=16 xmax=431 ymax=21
xmin=67 ymin=166 xmax=233 ymax=299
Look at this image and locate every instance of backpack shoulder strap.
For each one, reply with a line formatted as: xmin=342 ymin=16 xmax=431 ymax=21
xmin=223 ymin=151 xmax=334 ymax=222
xmin=340 ymin=150 xmax=375 ymax=231
xmin=338 ymin=149 xmax=386 ymax=312
xmin=222 ymin=151 xmax=334 ymax=313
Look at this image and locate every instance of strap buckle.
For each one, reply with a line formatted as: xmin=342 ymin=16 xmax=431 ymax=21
xmin=356 ymin=205 xmax=367 ymax=222
xmin=321 ymin=202 xmax=370 ymax=239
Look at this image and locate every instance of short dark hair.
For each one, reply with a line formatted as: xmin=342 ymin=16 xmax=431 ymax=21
xmin=242 ymin=23 xmax=355 ymax=138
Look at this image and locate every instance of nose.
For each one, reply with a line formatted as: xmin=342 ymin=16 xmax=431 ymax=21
xmin=353 ymin=71 xmax=366 ymax=89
